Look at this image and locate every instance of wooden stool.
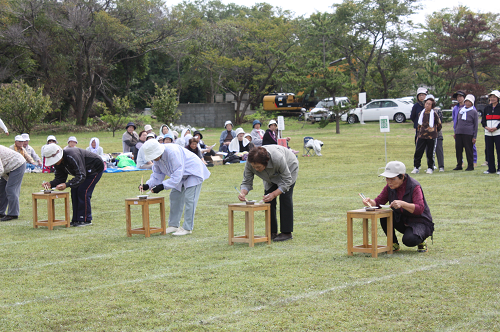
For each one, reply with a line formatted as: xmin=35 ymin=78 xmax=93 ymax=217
xmin=125 ymin=197 xmax=166 ymax=237
xmin=32 ymin=192 xmax=71 ymax=230
xmin=228 ymin=203 xmax=271 ymax=247
xmin=347 ymin=208 xmax=393 ymax=258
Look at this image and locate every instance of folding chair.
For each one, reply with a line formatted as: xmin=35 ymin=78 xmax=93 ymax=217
xmin=303 ymin=136 xmax=315 ymax=157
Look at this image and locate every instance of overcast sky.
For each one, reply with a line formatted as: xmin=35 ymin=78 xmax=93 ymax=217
xmin=167 ymin=0 xmax=500 ymax=22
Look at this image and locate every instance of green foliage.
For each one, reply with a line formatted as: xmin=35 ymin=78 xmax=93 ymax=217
xmin=150 ymin=83 xmax=181 ymax=124
xmin=415 ymin=59 xmax=453 ymax=109
xmin=99 ymin=96 xmax=132 ymax=137
xmin=0 ymin=80 xmax=53 ymax=133
xmin=243 ymin=106 xmax=278 ymax=124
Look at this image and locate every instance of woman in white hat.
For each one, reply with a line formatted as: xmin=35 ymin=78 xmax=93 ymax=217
xmin=362 ymin=161 xmax=434 ymax=253
xmin=139 ymin=140 xmax=210 ymax=236
xmin=64 ymin=136 xmax=78 ymax=150
xmin=219 ymin=120 xmax=236 ymax=152
xmin=0 ymin=145 xmax=26 ymax=221
xmin=410 ymin=87 xmax=428 ymax=144
xmin=229 ymin=128 xmax=254 ymax=153
xmin=481 ymin=90 xmax=500 ymax=174
xmin=453 ymin=94 xmax=478 ymax=171
xmin=21 ymin=134 xmax=42 ymax=166
xmin=262 ymin=119 xmax=278 ymax=145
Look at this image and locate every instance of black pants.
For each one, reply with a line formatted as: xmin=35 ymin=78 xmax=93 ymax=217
xmin=432 ymin=137 xmax=444 ymax=169
xmin=485 ymin=135 xmax=500 ymax=173
xmin=71 ymin=171 xmax=103 ymax=223
xmin=380 ymin=218 xmax=423 ymax=247
xmin=265 ymin=182 xmax=295 ymax=234
xmin=414 ymin=138 xmax=435 ymax=169
xmin=455 ymin=134 xmax=474 ymax=169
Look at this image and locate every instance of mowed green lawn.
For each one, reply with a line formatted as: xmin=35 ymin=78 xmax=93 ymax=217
xmin=0 ymin=120 xmax=499 ymax=331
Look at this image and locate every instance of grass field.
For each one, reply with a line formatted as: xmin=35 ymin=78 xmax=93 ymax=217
xmin=1 ymin=120 xmax=499 ymax=331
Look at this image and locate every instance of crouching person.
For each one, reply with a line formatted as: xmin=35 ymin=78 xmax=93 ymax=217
xmin=140 ymin=139 xmax=210 ymax=236
xmin=42 ymin=145 xmax=104 ymax=227
xmin=362 ymin=161 xmax=434 ymax=252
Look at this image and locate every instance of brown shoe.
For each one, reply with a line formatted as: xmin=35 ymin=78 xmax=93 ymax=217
xmin=271 ymin=233 xmax=278 ymax=240
xmin=273 ymin=233 xmax=293 ymax=242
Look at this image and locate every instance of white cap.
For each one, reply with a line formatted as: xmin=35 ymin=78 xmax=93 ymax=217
xmin=144 ymin=124 xmax=153 ymax=131
xmin=15 ymin=135 xmax=26 ymax=142
xmin=379 ymin=161 xmax=406 ymax=178
xmin=268 ymin=119 xmax=277 ymax=127
xmin=425 ymin=94 xmax=435 ymax=101
xmin=47 ymin=135 xmax=58 ymax=143
xmin=224 ymin=120 xmax=233 ymax=128
xmin=489 ymin=90 xmax=500 ymax=99
xmin=68 ymin=136 xmax=78 ymax=143
xmin=146 ymin=133 xmax=155 ymax=139
xmin=416 ymin=87 xmax=428 ymax=96
xmin=465 ymin=94 xmax=475 ymax=104
xmin=22 ymin=133 xmax=30 ymax=141
xmin=43 ymin=144 xmax=63 ymax=166
xmin=142 ymin=139 xmax=165 ymax=161
xmin=235 ymin=128 xmax=245 ymax=136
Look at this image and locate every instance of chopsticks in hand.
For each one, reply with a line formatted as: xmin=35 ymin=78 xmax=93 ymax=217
xmin=359 ymin=193 xmax=373 ymax=207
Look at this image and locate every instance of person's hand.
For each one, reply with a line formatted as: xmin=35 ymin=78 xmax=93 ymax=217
xmin=263 ymin=192 xmax=276 ymax=202
xmin=390 ymin=200 xmax=404 ymax=209
xmin=42 ymin=182 xmax=51 ymax=190
xmin=151 ymin=184 xmax=164 ymax=193
xmin=139 ymin=184 xmax=149 ymax=191
xmin=362 ymin=197 xmax=374 ymax=207
xmin=56 ymin=183 xmax=66 ymax=190
xmin=38 ymin=161 xmax=43 ymax=166
xmin=224 ymin=142 xmax=230 ymax=146
xmin=472 ymin=138 xmax=476 ymax=144
xmin=286 ymin=137 xmax=291 ymax=142
xmin=238 ymin=189 xmax=248 ymax=202
xmin=5 ymin=132 xmax=9 ymax=136
xmin=453 ymin=134 xmax=456 ymax=139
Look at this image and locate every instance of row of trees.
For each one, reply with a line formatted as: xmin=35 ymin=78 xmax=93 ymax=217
xmin=1 ymin=0 xmax=499 ymax=127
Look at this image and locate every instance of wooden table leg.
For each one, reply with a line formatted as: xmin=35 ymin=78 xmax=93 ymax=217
xmin=65 ymin=194 xmax=70 ymax=227
xmin=387 ymin=212 xmax=393 ymax=254
xmin=47 ymin=196 xmax=54 ymax=230
xmin=248 ymin=210 xmax=254 ymax=247
xmin=347 ymin=215 xmax=353 ymax=256
xmin=265 ymin=206 xmax=271 ymax=244
xmin=244 ymin=211 xmax=249 ymax=240
xmin=143 ymin=202 xmax=150 ymax=237
xmin=362 ymin=218 xmax=369 ymax=247
xmin=160 ymin=199 xmax=166 ymax=235
xmin=228 ymin=208 xmax=234 ymax=245
xmin=371 ymin=216 xmax=378 ymax=258
xmin=33 ymin=196 xmax=38 ymax=228
xmin=126 ymin=203 xmax=132 ymax=237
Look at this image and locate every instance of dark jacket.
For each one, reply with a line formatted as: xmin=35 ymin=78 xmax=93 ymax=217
xmin=50 ymin=148 xmax=104 ymax=188
xmin=262 ymin=129 xmax=277 ymax=146
xmin=388 ymin=175 xmax=434 ymax=240
xmin=481 ymin=103 xmax=500 ymax=134
xmin=410 ymin=101 xmax=425 ymax=129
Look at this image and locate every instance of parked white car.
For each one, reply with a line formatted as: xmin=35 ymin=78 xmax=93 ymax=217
xmin=341 ymin=99 xmax=412 ymax=124
xmin=305 ymin=97 xmax=351 ymax=122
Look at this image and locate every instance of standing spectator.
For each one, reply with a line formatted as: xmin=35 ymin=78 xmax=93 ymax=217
xmin=64 ymin=136 xmax=78 ymax=150
xmin=481 ymin=90 xmax=500 ymax=174
xmin=250 ymin=120 xmax=265 ymax=147
xmin=452 ymin=91 xmax=478 ymax=167
xmin=42 ymin=145 xmax=104 ymax=227
xmin=41 ymin=135 xmax=58 ymax=173
xmin=122 ymin=122 xmax=139 ymax=154
xmin=0 ymin=145 xmax=26 ymax=221
xmin=86 ymin=138 xmax=104 ymax=157
xmin=219 ymin=121 xmax=236 ymax=152
xmin=21 ymin=134 xmax=42 ymax=167
xmin=410 ymin=88 xmax=427 ymax=144
xmin=432 ymin=105 xmax=445 ymax=172
xmin=238 ymin=145 xmax=299 ymax=242
xmin=140 ymin=140 xmax=211 ymax=236
xmin=453 ymin=94 xmax=478 ymax=171
xmin=0 ymin=118 xmax=9 ymax=136
xmin=411 ymin=96 xmax=442 ymax=174
xmin=9 ymin=135 xmax=35 ymax=171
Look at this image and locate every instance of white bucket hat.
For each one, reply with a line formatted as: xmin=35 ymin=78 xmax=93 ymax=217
xmin=268 ymin=119 xmax=277 ymax=127
xmin=379 ymin=161 xmax=406 ymax=178
xmin=144 ymin=124 xmax=153 ymax=131
xmin=224 ymin=120 xmax=233 ymax=129
xmin=235 ymin=128 xmax=245 ymax=136
xmin=142 ymin=139 xmax=165 ymax=161
xmin=22 ymin=133 xmax=30 ymax=141
xmin=464 ymin=94 xmax=475 ymax=104
xmin=43 ymin=144 xmax=63 ymax=166
xmin=416 ymin=87 xmax=428 ymax=96
xmin=47 ymin=135 xmax=58 ymax=143
xmin=14 ymin=135 xmax=26 ymax=142
xmin=244 ymin=133 xmax=252 ymax=139
xmin=425 ymin=94 xmax=435 ymax=101
xmin=488 ymin=90 xmax=500 ymax=99
xmin=67 ymin=136 xmax=78 ymax=143
xmin=146 ymin=133 xmax=155 ymax=140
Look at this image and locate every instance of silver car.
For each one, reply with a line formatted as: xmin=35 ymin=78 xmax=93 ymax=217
xmin=341 ymin=99 xmax=412 ymax=124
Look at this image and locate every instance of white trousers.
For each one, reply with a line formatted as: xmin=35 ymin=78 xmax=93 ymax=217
xmin=168 ymin=183 xmax=202 ymax=231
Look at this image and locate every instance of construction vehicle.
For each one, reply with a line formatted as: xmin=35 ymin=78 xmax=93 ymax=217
xmin=262 ymin=93 xmax=317 ymax=112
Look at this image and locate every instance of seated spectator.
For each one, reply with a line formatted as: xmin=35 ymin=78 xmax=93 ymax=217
xmin=163 ymin=133 xmax=174 ymax=143
xmin=122 ymin=122 xmax=139 ymax=155
xmin=144 ymin=124 xmax=155 ymax=137
xmin=21 ymin=134 xmax=42 ymax=167
xmin=219 ymin=121 xmax=236 ymax=152
xmin=136 ymin=131 xmax=147 ymax=150
xmin=86 ymin=137 xmax=104 ymax=157
xmin=193 ymin=130 xmax=216 ymax=156
xmin=64 ymin=136 xmax=78 ymax=150
xmin=229 ymin=128 xmax=254 ymax=154
xmin=157 ymin=135 xmax=164 ymax=144
xmin=10 ymin=135 xmax=36 ymax=172
xmin=186 ymin=138 xmax=207 ymax=165
xmin=250 ymin=120 xmax=265 ymax=147
xmin=171 ymin=131 xmax=179 ymax=143
xmin=244 ymin=133 xmax=252 ymax=143
xmin=262 ymin=120 xmax=279 ymax=145
xmin=160 ymin=124 xmax=170 ymax=136
xmin=176 ymin=128 xmax=192 ymax=147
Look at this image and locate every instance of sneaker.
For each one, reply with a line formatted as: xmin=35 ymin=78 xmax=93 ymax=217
xmin=411 ymin=167 xmax=419 ymax=174
xmin=392 ymin=243 xmax=400 ymax=252
xmin=165 ymin=226 xmax=179 ymax=234
xmin=439 ymin=167 xmax=444 ymax=172
xmin=417 ymin=242 xmax=427 ymax=253
xmin=433 ymin=165 xmax=437 ymax=170
xmin=172 ymin=227 xmax=192 ymax=236
xmin=496 ymin=171 xmax=500 ymax=175
xmin=484 ymin=170 xmax=492 ymax=174
xmin=426 ymin=168 xmax=433 ymax=174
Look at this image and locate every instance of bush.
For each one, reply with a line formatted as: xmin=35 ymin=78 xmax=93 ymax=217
xmin=243 ymin=107 xmax=279 ymax=124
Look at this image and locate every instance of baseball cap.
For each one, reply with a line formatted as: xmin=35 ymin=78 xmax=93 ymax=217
xmin=379 ymin=161 xmax=406 ymax=178
xmin=452 ymin=91 xmax=466 ymax=99
xmin=22 ymin=133 xmax=30 ymax=141
xmin=43 ymin=144 xmax=63 ymax=166
xmin=15 ymin=135 xmax=26 ymax=142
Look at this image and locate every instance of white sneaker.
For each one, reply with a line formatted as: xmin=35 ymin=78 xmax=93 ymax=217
xmin=411 ymin=167 xmax=419 ymax=174
xmin=433 ymin=165 xmax=437 ymax=170
xmin=439 ymin=167 xmax=444 ymax=172
xmin=165 ymin=226 xmax=179 ymax=234
xmin=426 ymin=168 xmax=433 ymax=174
xmin=496 ymin=171 xmax=500 ymax=175
xmin=172 ymin=227 xmax=192 ymax=236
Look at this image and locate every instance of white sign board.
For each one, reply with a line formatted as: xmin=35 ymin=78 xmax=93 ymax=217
xmin=379 ymin=116 xmax=390 ymax=133
xmin=277 ymin=116 xmax=285 ymax=130
xmin=359 ymin=92 xmax=367 ymax=105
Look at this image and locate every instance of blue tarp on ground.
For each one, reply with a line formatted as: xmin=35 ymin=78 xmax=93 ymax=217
xmin=104 ymin=167 xmax=150 ymax=173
